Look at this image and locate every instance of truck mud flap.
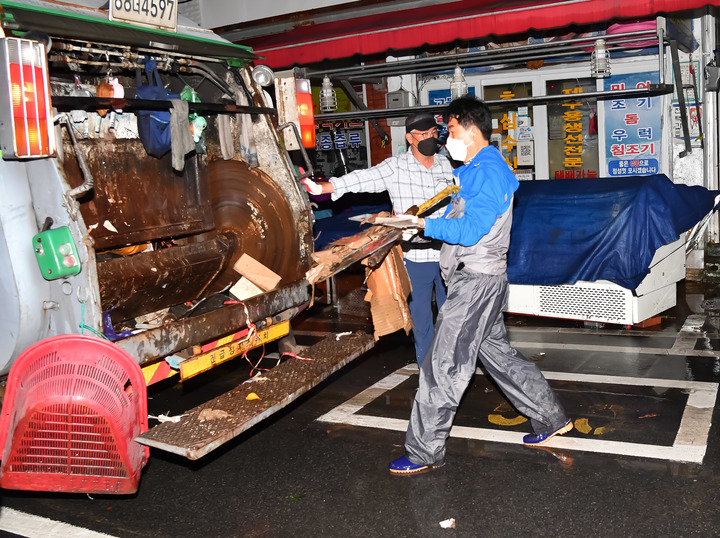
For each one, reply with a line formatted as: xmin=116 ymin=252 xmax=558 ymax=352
xmin=135 ymin=332 xmax=374 ymax=459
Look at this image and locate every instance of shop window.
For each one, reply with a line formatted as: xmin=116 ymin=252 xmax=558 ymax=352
xmin=485 ymin=83 xmax=534 ymax=180
xmin=547 ymin=78 xmax=599 ymax=179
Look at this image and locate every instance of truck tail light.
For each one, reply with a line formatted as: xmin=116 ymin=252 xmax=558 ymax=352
xmin=296 ymin=79 xmax=316 ymax=149
xmin=0 ymin=38 xmax=55 ymax=159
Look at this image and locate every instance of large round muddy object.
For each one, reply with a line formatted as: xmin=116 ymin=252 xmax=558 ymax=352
xmin=207 ymin=159 xmax=305 ymax=292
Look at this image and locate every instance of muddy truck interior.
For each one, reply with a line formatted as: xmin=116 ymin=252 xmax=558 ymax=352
xmin=0 ymin=1 xmax=404 ymax=494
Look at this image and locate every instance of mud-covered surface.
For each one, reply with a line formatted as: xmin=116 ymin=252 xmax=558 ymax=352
xmin=205 ymin=159 xmax=308 ymax=292
xmin=63 ymin=138 xmax=214 ymax=250
xmin=98 ymin=237 xmax=229 ymax=323
xmin=137 ymin=331 xmax=374 ymax=459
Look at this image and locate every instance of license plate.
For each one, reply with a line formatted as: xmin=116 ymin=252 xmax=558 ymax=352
xmin=110 ymin=0 xmax=178 ymax=32
xmin=179 ymin=321 xmax=290 ymax=380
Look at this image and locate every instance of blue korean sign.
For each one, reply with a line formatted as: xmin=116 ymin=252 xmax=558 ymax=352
xmin=604 ymin=71 xmax=661 ymax=176
xmin=428 ymin=87 xmax=476 ymax=106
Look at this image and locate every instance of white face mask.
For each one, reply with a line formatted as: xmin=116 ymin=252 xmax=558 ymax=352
xmin=445 ymin=131 xmax=471 ymax=162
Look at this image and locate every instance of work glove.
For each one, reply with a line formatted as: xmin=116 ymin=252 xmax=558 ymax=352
xmin=402 ymin=228 xmax=419 ymax=241
xmin=392 ymin=214 xmax=422 ymax=227
xmin=301 ymin=177 xmax=323 ymax=196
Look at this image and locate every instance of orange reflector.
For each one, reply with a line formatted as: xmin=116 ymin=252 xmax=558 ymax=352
xmin=0 ymin=38 xmax=55 ymax=159
xmin=295 ymin=81 xmax=316 ymax=149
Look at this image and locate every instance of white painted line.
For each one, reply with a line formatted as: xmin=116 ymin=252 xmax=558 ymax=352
xmin=671 ymin=314 xmax=706 ymax=353
xmin=317 ymin=372 xmax=409 ymax=423
xmin=541 ymin=370 xmax=719 ymax=391
xmin=509 ymin=340 xmax=719 ymax=357
xmin=321 ymin=413 xmax=708 ymax=463
xmin=318 ymin=364 xmax=718 ymax=464
xmin=398 ymin=364 xmax=720 ymax=391
xmin=0 ymin=507 xmax=117 ymax=538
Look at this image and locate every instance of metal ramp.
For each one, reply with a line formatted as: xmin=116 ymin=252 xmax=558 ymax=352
xmin=135 ymin=332 xmax=375 ymax=459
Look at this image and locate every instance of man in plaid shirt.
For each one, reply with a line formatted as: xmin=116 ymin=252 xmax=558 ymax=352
xmin=302 ymin=112 xmax=454 ymax=365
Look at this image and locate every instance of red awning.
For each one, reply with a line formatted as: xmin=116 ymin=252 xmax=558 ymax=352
xmin=244 ymin=0 xmax=713 ymax=68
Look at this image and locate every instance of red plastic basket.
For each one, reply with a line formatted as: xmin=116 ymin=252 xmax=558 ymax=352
xmin=0 ymin=335 xmax=149 ymax=494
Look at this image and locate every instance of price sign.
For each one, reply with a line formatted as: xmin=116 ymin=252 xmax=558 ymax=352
xmin=110 ymin=0 xmax=178 ymax=32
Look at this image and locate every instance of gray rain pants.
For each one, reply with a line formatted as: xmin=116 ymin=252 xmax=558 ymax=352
xmin=405 ymin=268 xmax=569 ymax=466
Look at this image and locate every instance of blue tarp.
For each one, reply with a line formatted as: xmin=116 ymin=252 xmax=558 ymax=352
xmin=313 ymin=204 xmax=391 ymax=251
xmin=507 ymin=174 xmax=716 ymax=289
xmin=312 ymin=174 xmax=715 ymax=291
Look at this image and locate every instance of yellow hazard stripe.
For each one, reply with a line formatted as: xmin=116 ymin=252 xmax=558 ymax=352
xmin=141 ymin=361 xmax=178 ymax=386
xmin=180 ymin=321 xmax=290 ymax=380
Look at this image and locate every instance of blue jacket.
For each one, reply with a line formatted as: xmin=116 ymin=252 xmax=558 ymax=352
xmin=424 ymin=144 xmax=519 ymax=277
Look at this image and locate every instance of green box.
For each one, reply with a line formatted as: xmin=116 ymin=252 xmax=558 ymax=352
xmin=32 ymin=226 xmax=81 ymax=280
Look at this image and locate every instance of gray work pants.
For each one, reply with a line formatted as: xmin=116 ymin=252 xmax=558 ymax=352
xmin=405 ymin=269 xmax=569 ymax=466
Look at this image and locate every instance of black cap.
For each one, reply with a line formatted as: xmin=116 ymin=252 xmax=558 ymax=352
xmin=405 ymin=112 xmax=439 ymax=133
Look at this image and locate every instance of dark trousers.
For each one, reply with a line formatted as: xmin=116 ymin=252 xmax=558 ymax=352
xmin=405 ymin=268 xmax=569 ymax=465
xmin=405 ymin=260 xmax=447 ymax=366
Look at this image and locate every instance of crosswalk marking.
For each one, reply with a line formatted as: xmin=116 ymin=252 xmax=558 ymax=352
xmin=0 ymin=507 xmax=117 ymax=538
xmin=318 ymin=363 xmax=718 ymax=464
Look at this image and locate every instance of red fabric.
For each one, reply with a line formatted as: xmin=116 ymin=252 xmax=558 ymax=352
xmin=245 ymin=0 xmax=711 ymax=68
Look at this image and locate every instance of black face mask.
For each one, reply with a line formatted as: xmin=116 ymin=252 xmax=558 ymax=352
xmin=416 ymin=137 xmax=439 ymax=156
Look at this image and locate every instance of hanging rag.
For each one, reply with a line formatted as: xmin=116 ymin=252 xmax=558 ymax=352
xmin=169 ymin=99 xmax=195 ymax=172
xmin=225 ymin=71 xmax=259 ymax=168
xmin=217 ymin=113 xmax=234 ymax=160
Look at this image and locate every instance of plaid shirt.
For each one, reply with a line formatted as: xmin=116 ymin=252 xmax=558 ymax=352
xmin=330 ymin=151 xmax=455 ymax=263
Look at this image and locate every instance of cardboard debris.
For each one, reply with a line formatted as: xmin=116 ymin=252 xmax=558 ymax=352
xmin=311 ymin=248 xmax=342 ymax=267
xmin=229 ymin=276 xmax=265 ymax=300
xmin=334 ymin=234 xmax=372 ymax=249
xmin=305 ymin=225 xmax=400 ymax=286
xmin=439 ymin=518 xmax=456 ymax=529
xmin=364 ymin=245 xmax=412 ymax=340
xmin=233 ymin=253 xmax=282 ymax=291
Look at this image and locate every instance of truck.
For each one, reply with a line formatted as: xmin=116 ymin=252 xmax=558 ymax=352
xmin=0 ymin=0 xmax=383 ymax=494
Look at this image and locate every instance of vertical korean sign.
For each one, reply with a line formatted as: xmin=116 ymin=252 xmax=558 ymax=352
xmin=605 ymin=72 xmax=660 ymax=176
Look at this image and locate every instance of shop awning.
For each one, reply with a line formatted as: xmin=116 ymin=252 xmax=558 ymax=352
xmin=241 ymin=0 xmax=713 ymax=68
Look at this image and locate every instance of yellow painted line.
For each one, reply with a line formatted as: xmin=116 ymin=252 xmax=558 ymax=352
xmin=180 ymin=321 xmax=290 ymax=380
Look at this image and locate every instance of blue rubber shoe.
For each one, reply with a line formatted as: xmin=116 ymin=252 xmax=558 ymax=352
xmin=523 ymin=420 xmax=574 ymax=446
xmin=389 ymin=455 xmax=439 ymax=475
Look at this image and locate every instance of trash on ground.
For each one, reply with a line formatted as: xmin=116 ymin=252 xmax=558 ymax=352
xmin=149 ymin=413 xmax=187 ymax=423
xmin=439 ymin=518 xmax=456 ymax=529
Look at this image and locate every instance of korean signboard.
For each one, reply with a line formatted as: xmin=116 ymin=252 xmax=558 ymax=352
xmin=604 ymin=71 xmax=661 ymax=176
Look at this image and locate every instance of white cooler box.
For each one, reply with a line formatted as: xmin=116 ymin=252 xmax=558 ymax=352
xmin=506 ymin=236 xmax=685 ymax=325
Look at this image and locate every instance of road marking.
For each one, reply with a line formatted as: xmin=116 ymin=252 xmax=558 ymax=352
xmin=297 ymin=317 xmax=720 ymax=356
xmin=671 ymin=314 xmax=707 ymax=353
xmin=317 ymin=364 xmax=718 ymax=464
xmin=509 ymin=341 xmax=719 ymax=357
xmin=0 ymin=507 xmax=117 ymax=538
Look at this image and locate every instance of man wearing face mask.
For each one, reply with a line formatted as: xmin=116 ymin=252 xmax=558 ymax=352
xmin=388 ymin=96 xmax=572 ymax=475
xmin=302 ymin=112 xmax=454 ymax=367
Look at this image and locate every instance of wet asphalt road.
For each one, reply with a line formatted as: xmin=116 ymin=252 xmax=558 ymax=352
xmin=2 ymin=281 xmax=720 ymax=537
